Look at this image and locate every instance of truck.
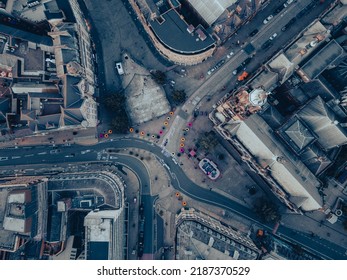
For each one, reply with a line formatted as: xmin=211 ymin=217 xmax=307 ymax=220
xmin=115 ymin=62 xmax=124 ymax=75
xmin=237 ymin=71 xmax=249 ymax=81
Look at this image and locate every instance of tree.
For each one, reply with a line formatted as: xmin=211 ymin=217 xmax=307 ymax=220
xmin=253 ymin=198 xmax=281 ymax=223
xmin=110 ymin=114 xmax=131 ymax=134
xmin=102 ymin=92 xmax=131 ymax=134
xmin=218 ymin=153 xmax=225 ymax=160
xmin=197 ymin=131 xmax=218 ymax=151
xmin=172 ymin=89 xmax=187 ymax=105
xmin=102 ymin=93 xmax=126 ymax=112
xmin=151 ymin=70 xmax=166 ymax=85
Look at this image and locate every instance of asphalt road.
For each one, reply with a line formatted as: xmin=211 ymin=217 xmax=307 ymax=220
xmin=0 ymin=137 xmax=346 ymax=259
xmin=163 ymin=0 xmax=334 ymax=153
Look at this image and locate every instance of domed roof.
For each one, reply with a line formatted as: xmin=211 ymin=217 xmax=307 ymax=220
xmin=66 ymin=61 xmax=82 ymax=75
xmin=249 ymin=88 xmax=267 ymax=106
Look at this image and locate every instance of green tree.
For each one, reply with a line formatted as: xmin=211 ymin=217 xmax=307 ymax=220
xmin=102 ymin=93 xmax=125 ymax=112
xmin=254 ymin=198 xmax=281 ymax=223
xmin=197 ymin=131 xmax=218 ymax=151
xmin=172 ymin=89 xmax=187 ymax=105
xmin=218 ymin=153 xmax=225 ymax=160
xmin=110 ymin=114 xmax=130 ymax=134
xmin=102 ymin=92 xmax=131 ymax=134
xmin=151 ymin=70 xmax=166 ymax=85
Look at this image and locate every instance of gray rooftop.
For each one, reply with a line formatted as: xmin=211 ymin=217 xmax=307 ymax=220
xmin=283 ymin=119 xmax=316 ymax=153
xmin=301 ymin=40 xmax=345 ymax=79
xmin=298 ymin=96 xmax=347 ymax=150
xmin=300 ymin=145 xmax=332 ymax=175
xmin=187 ymin=0 xmax=237 ymax=26
xmin=150 ymin=9 xmax=215 ymax=54
xmin=0 ymin=24 xmax=53 ymax=46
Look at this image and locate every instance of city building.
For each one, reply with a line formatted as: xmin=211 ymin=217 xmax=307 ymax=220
xmin=211 ymin=12 xmax=347 ymax=213
xmin=0 ymin=0 xmax=97 ymax=139
xmin=185 ymin=0 xmax=237 ymax=26
xmin=47 ymin=170 xmax=126 ymax=260
xmin=84 ymin=209 xmax=125 ymax=260
xmin=0 ymin=177 xmax=48 ymax=255
xmin=129 ymin=0 xmax=216 ymax=65
xmin=175 ymin=208 xmax=260 ymax=260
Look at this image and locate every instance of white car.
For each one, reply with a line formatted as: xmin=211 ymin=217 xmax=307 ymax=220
xmin=269 ymin=33 xmax=278 ymax=40
xmin=263 ymin=15 xmax=273 ymax=24
xmin=227 ymin=51 xmax=234 ymax=59
xmin=284 ymin=0 xmax=294 ymax=6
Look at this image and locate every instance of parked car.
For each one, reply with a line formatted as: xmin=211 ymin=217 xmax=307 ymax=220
xmin=274 ymin=5 xmax=285 ymax=15
xmin=269 ymin=33 xmax=278 ymax=40
xmin=242 ymin=57 xmax=252 ymax=66
xmin=249 ymin=29 xmax=259 ymax=37
xmin=263 ymin=15 xmax=273 ymax=24
xmin=262 ymin=40 xmax=273 ymax=49
xmin=281 ymin=17 xmax=296 ymax=31
xmin=226 ymin=51 xmax=234 ymax=59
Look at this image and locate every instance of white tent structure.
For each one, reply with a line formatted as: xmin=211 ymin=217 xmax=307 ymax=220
xmin=187 ymin=0 xmax=237 ymax=25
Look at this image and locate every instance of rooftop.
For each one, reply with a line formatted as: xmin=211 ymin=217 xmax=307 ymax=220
xmin=279 ymin=117 xmax=317 ymax=154
xmin=223 ymin=114 xmax=323 ymax=211
xmin=187 ymin=0 xmax=237 ymax=26
xmin=301 ymin=40 xmax=345 ymax=79
xmin=0 ymin=23 xmax=52 ymax=46
xmin=84 ymin=209 xmax=123 ymax=242
xmin=297 ymin=96 xmax=347 ymax=150
xmin=176 ymin=208 xmax=259 ymax=260
xmin=150 ymin=9 xmax=215 ymax=54
xmin=285 ymin=21 xmax=328 ymax=66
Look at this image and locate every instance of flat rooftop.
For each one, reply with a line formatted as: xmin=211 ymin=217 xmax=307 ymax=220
xmin=0 ymin=24 xmax=52 ymax=46
xmin=284 ymin=21 xmax=328 ymax=65
xmin=176 ymin=220 xmax=258 ymax=260
xmin=301 ymin=40 xmax=345 ymax=79
xmin=150 ymin=9 xmax=215 ymax=54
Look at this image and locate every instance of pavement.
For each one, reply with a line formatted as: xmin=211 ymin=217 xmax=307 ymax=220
xmin=2 ymin=137 xmax=346 ymax=259
xmin=0 ymin=127 xmax=98 ymax=148
xmin=160 ymin=0 xmax=335 ymax=155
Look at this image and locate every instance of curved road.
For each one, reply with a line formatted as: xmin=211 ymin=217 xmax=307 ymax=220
xmin=0 ymin=138 xmax=346 ymax=259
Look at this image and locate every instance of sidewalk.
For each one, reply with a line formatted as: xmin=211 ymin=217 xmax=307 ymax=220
xmin=0 ymin=127 xmax=98 ymax=148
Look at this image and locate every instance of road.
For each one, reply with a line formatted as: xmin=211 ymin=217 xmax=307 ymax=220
xmin=162 ymin=0 xmax=334 ymax=154
xmin=0 ymin=137 xmax=346 ymax=259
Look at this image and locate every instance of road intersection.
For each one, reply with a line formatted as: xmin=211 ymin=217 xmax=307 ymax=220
xmin=0 ymin=137 xmax=346 ymax=259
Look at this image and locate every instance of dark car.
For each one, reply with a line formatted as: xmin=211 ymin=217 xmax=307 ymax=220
xmin=262 ymin=40 xmax=273 ymax=50
xmin=296 ymin=10 xmax=306 ymax=19
xmin=282 ymin=17 xmax=296 ymax=31
xmin=274 ymin=5 xmax=285 ymax=15
xmin=242 ymin=57 xmax=252 ymax=66
xmin=249 ymin=29 xmax=259 ymax=37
